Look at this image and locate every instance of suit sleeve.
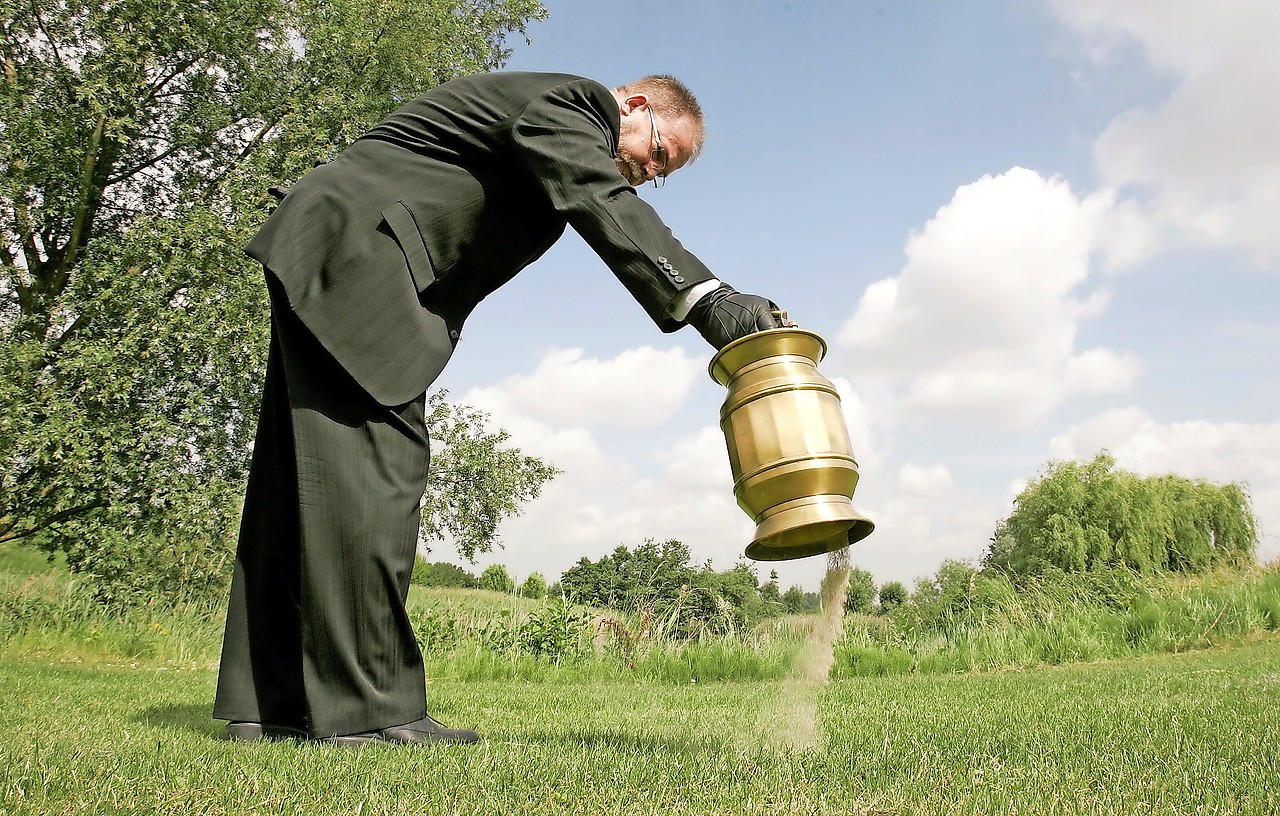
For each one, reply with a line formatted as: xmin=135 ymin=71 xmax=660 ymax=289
xmin=510 ymin=79 xmax=716 ymax=331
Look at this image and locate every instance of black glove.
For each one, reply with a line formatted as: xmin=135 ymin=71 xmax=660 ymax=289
xmin=685 ymin=283 xmax=785 ymax=350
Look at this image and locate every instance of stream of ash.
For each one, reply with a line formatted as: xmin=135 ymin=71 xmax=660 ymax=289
xmin=755 ymin=547 xmax=851 ymax=751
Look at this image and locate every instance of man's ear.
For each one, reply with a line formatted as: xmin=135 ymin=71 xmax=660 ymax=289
xmin=618 ymin=93 xmax=649 ymax=116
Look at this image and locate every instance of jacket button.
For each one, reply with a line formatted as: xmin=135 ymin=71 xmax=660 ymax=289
xmin=449 ymin=329 xmax=460 ymax=340
xmin=673 ymin=275 xmax=685 ymax=283
xmin=657 ymin=256 xmax=668 ymax=264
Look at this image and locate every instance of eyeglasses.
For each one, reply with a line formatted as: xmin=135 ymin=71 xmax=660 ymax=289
xmin=647 ymin=106 xmax=668 ymax=188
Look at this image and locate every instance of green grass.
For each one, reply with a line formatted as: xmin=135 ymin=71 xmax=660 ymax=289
xmin=2 ymin=639 xmax=1278 ymax=814
xmin=4 ymin=541 xmax=1279 ymax=813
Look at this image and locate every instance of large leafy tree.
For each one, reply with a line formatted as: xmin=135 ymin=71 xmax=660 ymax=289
xmin=1 ymin=0 xmax=546 ymax=603
xmin=985 ymin=452 xmax=1257 ymax=577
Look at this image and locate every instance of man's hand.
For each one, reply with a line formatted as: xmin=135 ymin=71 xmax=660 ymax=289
xmin=685 ymin=283 xmax=785 ymax=350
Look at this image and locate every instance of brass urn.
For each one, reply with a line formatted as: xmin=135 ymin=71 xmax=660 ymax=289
xmin=709 ymin=327 xmax=874 ymax=561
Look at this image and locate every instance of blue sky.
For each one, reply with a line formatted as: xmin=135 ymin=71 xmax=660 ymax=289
xmin=431 ymin=0 xmax=1280 ymax=592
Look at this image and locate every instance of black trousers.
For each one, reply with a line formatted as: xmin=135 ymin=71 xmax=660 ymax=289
xmin=213 ymin=286 xmax=430 ymax=737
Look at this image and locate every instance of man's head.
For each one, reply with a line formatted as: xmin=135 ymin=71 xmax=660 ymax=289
xmin=612 ymin=75 xmax=705 ymax=187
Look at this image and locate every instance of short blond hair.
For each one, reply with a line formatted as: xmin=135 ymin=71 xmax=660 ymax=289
xmin=616 ymin=75 xmax=706 ymax=158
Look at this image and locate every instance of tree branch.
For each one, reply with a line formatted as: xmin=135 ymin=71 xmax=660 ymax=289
xmin=106 ymin=138 xmax=193 ymax=186
xmin=49 ymin=112 xmax=106 ymax=297
xmin=0 ymin=499 xmax=109 ymax=544
xmin=197 ymin=114 xmax=282 ymax=203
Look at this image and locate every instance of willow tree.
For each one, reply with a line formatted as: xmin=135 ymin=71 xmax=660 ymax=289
xmin=0 ymin=0 xmax=547 ymax=603
xmin=985 ymin=452 xmax=1257 ymax=577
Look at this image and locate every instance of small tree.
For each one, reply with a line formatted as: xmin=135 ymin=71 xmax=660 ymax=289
xmin=844 ymin=567 xmax=877 ymax=615
xmin=410 ymin=556 xmax=431 ymax=587
xmin=878 ymin=581 xmax=908 ymax=612
xmin=421 ymin=391 xmax=560 ymax=560
xmin=760 ymin=570 xmax=781 ymax=607
xmin=479 ymin=564 xmax=515 ymax=594
xmin=907 ymin=559 xmax=979 ymax=634
xmin=519 ymin=572 xmax=547 ymax=599
xmin=420 ymin=561 xmax=477 ymax=589
xmin=781 ymin=585 xmax=808 ymax=614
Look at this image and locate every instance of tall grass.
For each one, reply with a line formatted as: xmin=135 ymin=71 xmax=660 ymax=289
xmin=836 ymin=563 xmax=1280 ymax=676
xmin=1 ymin=545 xmax=808 ymax=683
xmin=7 ymin=538 xmax=1279 ymax=684
xmin=0 ymin=569 xmax=225 ymax=665
xmin=409 ymin=587 xmax=807 ymax=683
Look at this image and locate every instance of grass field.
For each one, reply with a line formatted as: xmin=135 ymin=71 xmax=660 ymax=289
xmin=2 ymin=637 xmax=1278 ymax=815
xmin=3 ymin=543 xmax=1279 ymax=814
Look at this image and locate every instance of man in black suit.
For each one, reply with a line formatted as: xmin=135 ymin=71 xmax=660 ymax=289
xmin=214 ymin=71 xmax=784 ymax=746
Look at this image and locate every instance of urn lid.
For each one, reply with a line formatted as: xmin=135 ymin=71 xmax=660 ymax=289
xmin=708 ymin=327 xmax=828 ymax=386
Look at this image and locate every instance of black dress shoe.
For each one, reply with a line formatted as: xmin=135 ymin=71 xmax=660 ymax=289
xmin=225 ymin=721 xmax=309 ymax=742
xmin=322 ymin=715 xmax=480 ymax=746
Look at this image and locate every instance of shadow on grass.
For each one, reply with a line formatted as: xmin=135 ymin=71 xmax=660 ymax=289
xmin=516 ymin=726 xmax=727 ymax=755
xmin=133 ymin=707 xmax=731 ymax=753
xmin=134 ymin=703 xmax=223 ymax=739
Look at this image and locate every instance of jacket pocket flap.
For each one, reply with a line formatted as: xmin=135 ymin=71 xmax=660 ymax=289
xmin=381 ymin=201 xmax=436 ymax=295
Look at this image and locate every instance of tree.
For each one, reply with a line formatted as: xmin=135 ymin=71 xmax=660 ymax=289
xmin=559 ymin=539 xmax=780 ymax=638
xmin=906 ymin=559 xmax=979 ymax=633
xmin=519 ymin=571 xmax=547 ymax=599
xmin=986 ymin=452 xmax=1257 ymax=577
xmin=479 ymin=564 xmax=515 ymax=594
xmin=421 ymin=390 xmax=559 ymax=559
xmin=560 ymin=539 xmax=694 ymax=612
xmin=760 ymin=570 xmax=781 ymax=606
xmin=844 ymin=567 xmax=877 ymax=615
xmin=416 ymin=560 xmax=477 ymax=589
xmin=1 ymin=0 xmax=546 ymax=603
xmin=878 ymin=581 xmax=908 ymax=611
xmin=780 ymin=585 xmax=810 ymax=614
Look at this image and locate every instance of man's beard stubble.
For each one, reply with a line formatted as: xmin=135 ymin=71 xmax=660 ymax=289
xmin=615 ymin=154 xmax=644 ymax=186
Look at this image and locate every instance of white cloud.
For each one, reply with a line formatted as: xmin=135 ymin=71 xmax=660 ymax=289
xmin=1049 ymin=0 xmax=1280 ymax=262
xmin=830 ymin=376 xmax=890 ymax=477
xmin=452 ymin=421 xmax=758 ymax=584
xmin=897 ymin=463 xmax=954 ymax=497
xmin=845 ymin=488 xmax=1008 ymax=587
xmin=483 ymin=345 xmax=701 ymax=430
xmin=834 ymin=167 xmax=1138 ymax=428
xmin=445 ymin=346 xmax=761 ymax=582
xmin=1049 ymin=407 xmax=1280 ymax=564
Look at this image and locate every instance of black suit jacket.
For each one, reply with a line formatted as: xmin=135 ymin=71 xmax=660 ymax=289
xmin=247 ymin=71 xmax=716 ymax=406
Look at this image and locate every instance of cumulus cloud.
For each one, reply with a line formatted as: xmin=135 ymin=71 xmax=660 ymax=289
xmin=1049 ymin=0 xmax=1280 ymax=262
xmin=1049 ymin=407 xmax=1280 ymax=563
xmin=454 ymin=419 xmax=756 ymax=584
xmin=897 ymin=463 xmax=954 ymax=497
xmin=835 ymin=167 xmax=1139 ymax=428
xmin=476 ymin=345 xmax=701 ymax=430
xmin=830 ymin=376 xmax=890 ymax=476
xmin=449 ymin=346 xmax=757 ymax=581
